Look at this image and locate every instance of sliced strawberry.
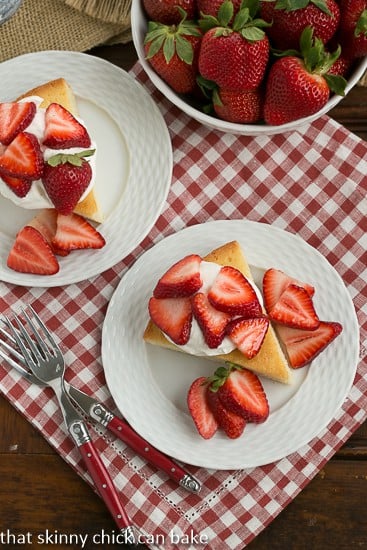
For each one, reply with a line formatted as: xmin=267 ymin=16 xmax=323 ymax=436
xmin=7 ymin=225 xmax=59 ymax=275
xmin=1 ymin=174 xmax=32 ymax=197
xmin=28 ymin=209 xmax=57 ymax=243
xmin=218 ymin=368 xmax=269 ymax=423
xmin=149 ymin=295 xmax=192 ymax=345
xmin=208 ymin=266 xmax=262 ymax=317
xmin=43 ymin=103 xmax=91 ymax=149
xmin=263 ymin=267 xmax=315 ymax=313
xmin=226 ymin=316 xmax=269 ymax=359
xmin=276 ymin=321 xmax=343 ymax=368
xmin=51 ymin=212 xmax=105 ymax=252
xmin=187 ymin=377 xmax=218 ymax=439
xmin=191 ymin=292 xmax=231 ymax=349
xmin=0 ymin=101 xmax=36 ymax=145
xmin=26 ymin=208 xmax=70 ymax=255
xmin=153 ymin=254 xmax=202 ymax=298
xmin=269 ymin=284 xmax=320 ymax=330
xmin=206 ymin=388 xmax=246 ymax=439
xmin=0 ymin=132 xmax=43 ymax=180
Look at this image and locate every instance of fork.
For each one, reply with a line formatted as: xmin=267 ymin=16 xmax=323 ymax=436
xmin=2 ymin=306 xmax=137 ymax=545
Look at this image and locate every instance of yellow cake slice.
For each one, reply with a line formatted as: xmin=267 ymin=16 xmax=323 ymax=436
xmin=17 ymin=78 xmax=102 ymax=223
xmin=143 ymin=240 xmax=293 ymax=384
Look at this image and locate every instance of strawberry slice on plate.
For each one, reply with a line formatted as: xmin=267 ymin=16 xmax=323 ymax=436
xmin=43 ymin=103 xmax=91 ymax=149
xmin=153 ymin=254 xmax=202 ymax=298
xmin=0 ymin=131 xmax=44 ymax=180
xmin=276 ymin=321 xmax=343 ymax=368
xmin=1 ymin=173 xmax=32 ymax=197
xmin=51 ymin=212 xmax=105 ymax=252
xmin=149 ymin=295 xmax=192 ymax=346
xmin=226 ymin=316 xmax=269 ymax=359
xmin=263 ymin=267 xmax=315 ymax=313
xmin=0 ymin=101 xmax=36 ymax=145
xmin=218 ymin=367 xmax=269 ymax=423
xmin=206 ymin=388 xmax=246 ymax=439
xmin=187 ymin=377 xmax=219 ymax=439
xmin=269 ymin=283 xmax=320 ymax=330
xmin=7 ymin=225 xmax=59 ymax=275
xmin=208 ymin=265 xmax=262 ymax=317
xmin=191 ymin=291 xmax=231 ymax=349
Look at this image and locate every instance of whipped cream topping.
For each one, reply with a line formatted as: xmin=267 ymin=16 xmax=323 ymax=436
xmin=0 ymin=96 xmax=97 ymax=209
xmin=168 ymin=261 xmax=264 ymax=357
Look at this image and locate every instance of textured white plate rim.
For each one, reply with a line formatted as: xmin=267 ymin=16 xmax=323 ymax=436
xmin=0 ymin=51 xmax=172 ymax=287
xmin=132 ymin=0 xmax=367 ymax=136
xmin=102 ymin=220 xmax=359 ymax=469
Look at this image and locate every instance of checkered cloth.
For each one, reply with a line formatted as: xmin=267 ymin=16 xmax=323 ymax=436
xmin=0 ymin=62 xmax=366 ymax=549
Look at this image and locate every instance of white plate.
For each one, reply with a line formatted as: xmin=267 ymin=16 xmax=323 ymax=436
xmin=102 ymin=221 xmax=359 ymax=469
xmin=0 ymin=51 xmax=172 ymax=286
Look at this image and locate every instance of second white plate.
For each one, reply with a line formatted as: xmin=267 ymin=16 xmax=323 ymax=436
xmin=102 ymin=221 xmax=359 ymax=469
xmin=0 ymin=51 xmax=172 ymax=286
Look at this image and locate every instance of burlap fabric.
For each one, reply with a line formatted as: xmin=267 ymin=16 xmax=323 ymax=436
xmin=0 ymin=0 xmax=132 ymax=63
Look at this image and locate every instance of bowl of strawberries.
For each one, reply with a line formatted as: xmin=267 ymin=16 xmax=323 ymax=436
xmin=132 ymin=0 xmax=367 ymax=135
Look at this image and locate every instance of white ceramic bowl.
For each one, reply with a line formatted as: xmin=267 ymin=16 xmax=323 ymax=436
xmin=131 ymin=0 xmax=367 ymax=136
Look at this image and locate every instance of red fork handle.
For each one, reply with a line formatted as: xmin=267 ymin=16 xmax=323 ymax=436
xmin=71 ymin=421 xmax=136 ymax=544
xmin=107 ymin=415 xmax=201 ymax=493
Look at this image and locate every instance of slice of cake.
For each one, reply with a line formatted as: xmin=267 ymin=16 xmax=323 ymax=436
xmin=13 ymin=78 xmax=102 ymax=222
xmin=143 ymin=240 xmax=293 ymax=384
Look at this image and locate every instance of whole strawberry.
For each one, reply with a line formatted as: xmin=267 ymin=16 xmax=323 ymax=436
xmin=197 ymin=0 xmax=242 ymax=19
xmin=213 ymin=87 xmax=264 ymax=123
xmin=144 ymin=11 xmax=202 ymax=94
xmin=260 ymin=0 xmax=340 ymax=50
xmin=264 ymin=27 xmax=346 ymax=125
xmin=338 ymin=0 xmax=367 ymax=58
xmin=198 ymin=0 xmax=270 ymax=91
xmin=142 ymin=0 xmax=197 ymax=24
xmin=42 ymin=149 xmax=95 ymax=215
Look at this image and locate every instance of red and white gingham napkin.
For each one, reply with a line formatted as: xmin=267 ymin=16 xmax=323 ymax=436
xmin=0 ymin=62 xmax=366 ymax=549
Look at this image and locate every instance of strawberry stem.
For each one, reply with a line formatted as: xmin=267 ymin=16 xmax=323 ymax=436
xmin=47 ymin=149 xmax=95 ymax=167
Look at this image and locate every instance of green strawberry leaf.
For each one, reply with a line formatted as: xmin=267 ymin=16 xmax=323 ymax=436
xmin=217 ymin=0 xmax=234 ymax=26
xmin=275 ymin=0 xmax=309 ymax=11
xmin=355 ymin=9 xmax=367 ymax=38
xmin=145 ymin=35 xmax=165 ymax=59
xmin=199 ymin=14 xmax=221 ymax=33
xmin=175 ymin=34 xmax=194 ymax=64
xmin=310 ymin=0 xmax=331 ymax=16
xmin=233 ymin=7 xmax=251 ymax=30
xmin=162 ymin=35 xmax=175 ymax=63
xmin=241 ymin=26 xmax=266 ymax=41
xmin=47 ymin=149 xmax=95 ymax=168
xmin=240 ymin=0 xmax=261 ymax=18
xmin=324 ymin=74 xmax=347 ymax=96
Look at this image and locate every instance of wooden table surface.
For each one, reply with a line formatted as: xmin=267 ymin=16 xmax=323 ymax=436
xmin=0 ymin=42 xmax=366 ymax=550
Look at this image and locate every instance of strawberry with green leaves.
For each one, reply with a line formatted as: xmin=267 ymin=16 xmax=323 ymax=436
xmin=264 ymin=26 xmax=347 ymax=125
xmin=208 ymin=363 xmax=270 ymax=423
xmin=198 ymin=0 xmax=271 ymax=91
xmin=42 ymin=149 xmax=95 ymax=215
xmin=142 ymin=0 xmax=197 ymax=25
xmin=338 ymin=0 xmax=367 ymax=58
xmin=144 ymin=10 xmax=202 ymax=94
xmin=260 ymin=0 xmax=340 ymax=50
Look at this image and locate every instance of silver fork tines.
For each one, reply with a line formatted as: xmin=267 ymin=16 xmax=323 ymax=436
xmin=3 ymin=306 xmax=63 ymax=383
